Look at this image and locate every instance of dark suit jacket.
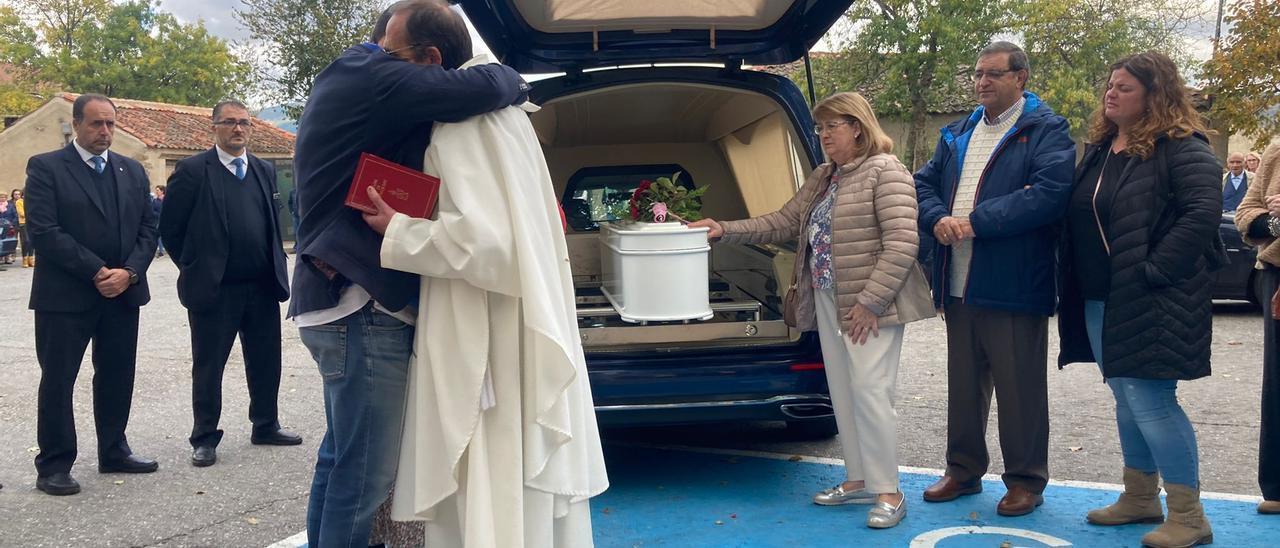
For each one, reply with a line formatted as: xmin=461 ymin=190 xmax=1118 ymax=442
xmin=25 ymin=144 xmax=158 ymax=312
xmin=160 ymin=148 xmax=289 ymax=311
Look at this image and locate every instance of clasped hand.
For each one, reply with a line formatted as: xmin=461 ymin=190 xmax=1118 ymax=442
xmin=1265 ymin=194 xmax=1280 ymax=218
xmin=844 ymin=303 xmax=879 ymax=346
xmin=94 ymin=267 xmax=130 ymax=298
xmin=933 ymin=216 xmax=975 ymax=246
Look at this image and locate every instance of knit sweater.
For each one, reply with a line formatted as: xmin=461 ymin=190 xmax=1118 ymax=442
xmin=949 ymin=99 xmax=1024 ymax=297
xmin=1233 ymin=144 xmax=1280 ymax=268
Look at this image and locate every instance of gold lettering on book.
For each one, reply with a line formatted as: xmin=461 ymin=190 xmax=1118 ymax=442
xmin=371 ymin=179 xmax=387 ymax=193
xmin=388 ymin=188 xmax=410 ymax=200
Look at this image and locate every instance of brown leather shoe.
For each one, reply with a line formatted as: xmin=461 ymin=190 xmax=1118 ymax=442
xmin=923 ymin=475 xmax=982 ymax=502
xmin=1259 ymin=500 xmax=1280 ymax=515
xmin=997 ymin=485 xmax=1045 ymax=516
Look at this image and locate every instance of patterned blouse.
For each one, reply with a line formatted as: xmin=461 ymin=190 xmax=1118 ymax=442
xmin=807 ymin=170 xmax=839 ymax=290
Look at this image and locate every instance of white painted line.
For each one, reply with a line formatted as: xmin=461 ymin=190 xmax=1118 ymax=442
xmin=608 ymin=441 xmax=1266 ymax=503
xmin=910 ymin=526 xmax=1073 ymax=547
xmin=264 ymin=531 xmax=306 ymax=548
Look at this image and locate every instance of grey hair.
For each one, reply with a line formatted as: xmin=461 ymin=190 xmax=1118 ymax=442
xmin=979 ymin=41 xmax=1030 ymax=74
xmin=212 ymin=99 xmax=249 ymax=121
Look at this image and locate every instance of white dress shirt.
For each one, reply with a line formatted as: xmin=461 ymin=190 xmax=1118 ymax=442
xmin=72 ymin=140 xmax=109 ymax=169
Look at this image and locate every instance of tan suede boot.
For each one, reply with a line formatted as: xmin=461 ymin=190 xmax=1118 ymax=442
xmin=1141 ymin=483 xmax=1213 ymax=547
xmin=1087 ymin=468 xmax=1164 ymax=525
xmin=23 ymin=256 xmax=31 ymax=268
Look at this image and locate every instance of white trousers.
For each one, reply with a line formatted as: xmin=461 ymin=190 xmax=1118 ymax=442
xmin=813 ymin=288 xmax=904 ymax=494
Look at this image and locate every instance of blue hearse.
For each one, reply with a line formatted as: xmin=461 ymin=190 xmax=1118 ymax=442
xmin=459 ymin=0 xmax=855 ymax=437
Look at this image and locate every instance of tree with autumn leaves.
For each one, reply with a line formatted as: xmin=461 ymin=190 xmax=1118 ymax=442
xmin=793 ymin=0 xmax=1215 ymax=168
xmin=1204 ymin=0 xmax=1280 ymax=149
xmin=0 ymin=0 xmax=249 ymax=114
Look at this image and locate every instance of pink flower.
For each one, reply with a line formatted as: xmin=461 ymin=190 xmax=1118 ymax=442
xmin=651 ymin=202 xmax=668 ymax=223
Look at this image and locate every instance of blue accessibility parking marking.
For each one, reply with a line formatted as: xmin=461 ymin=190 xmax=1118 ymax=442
xmin=592 ymin=444 xmax=1269 ymax=548
xmin=276 ymin=444 xmax=1270 ymax=547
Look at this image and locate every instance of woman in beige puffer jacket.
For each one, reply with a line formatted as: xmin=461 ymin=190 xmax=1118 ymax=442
xmin=691 ymin=92 xmax=933 ymax=530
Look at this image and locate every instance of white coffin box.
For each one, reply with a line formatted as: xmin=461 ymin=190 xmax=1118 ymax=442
xmin=599 ymin=222 xmax=713 ymax=323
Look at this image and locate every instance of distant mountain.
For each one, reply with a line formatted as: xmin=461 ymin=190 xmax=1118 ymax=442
xmin=255 ymin=105 xmax=297 ymax=134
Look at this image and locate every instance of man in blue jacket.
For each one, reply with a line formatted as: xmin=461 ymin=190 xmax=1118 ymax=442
xmin=289 ymin=1 xmax=528 ymax=545
xmin=914 ymin=42 xmax=1075 ymax=517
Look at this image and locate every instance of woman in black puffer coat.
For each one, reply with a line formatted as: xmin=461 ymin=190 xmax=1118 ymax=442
xmin=1057 ymin=52 xmax=1223 ymax=548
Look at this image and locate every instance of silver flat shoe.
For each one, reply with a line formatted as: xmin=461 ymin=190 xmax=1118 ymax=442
xmin=866 ymin=496 xmax=907 ymax=529
xmin=813 ymin=484 xmax=877 ymax=506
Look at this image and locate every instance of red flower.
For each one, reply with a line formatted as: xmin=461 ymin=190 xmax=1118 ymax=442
xmin=629 ymin=180 xmax=652 ymax=220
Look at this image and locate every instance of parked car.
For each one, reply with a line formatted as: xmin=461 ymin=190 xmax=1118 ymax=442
xmin=1215 ymin=212 xmax=1262 ymax=305
xmin=460 ymin=0 xmax=858 ymax=437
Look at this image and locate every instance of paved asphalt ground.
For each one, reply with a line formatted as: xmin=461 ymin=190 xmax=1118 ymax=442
xmin=0 ymin=256 xmax=1269 ymax=547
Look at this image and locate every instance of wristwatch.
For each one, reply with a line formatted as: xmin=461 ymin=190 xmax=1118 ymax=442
xmin=125 ymin=267 xmax=139 ymax=285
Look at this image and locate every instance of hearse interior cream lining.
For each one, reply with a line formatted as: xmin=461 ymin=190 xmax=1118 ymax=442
xmin=532 ymin=82 xmax=810 ymax=280
xmin=513 ymin=0 xmax=793 ymax=33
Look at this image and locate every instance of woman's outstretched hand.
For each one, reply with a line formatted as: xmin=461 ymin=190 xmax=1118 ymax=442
xmin=687 ymin=218 xmax=723 ymax=241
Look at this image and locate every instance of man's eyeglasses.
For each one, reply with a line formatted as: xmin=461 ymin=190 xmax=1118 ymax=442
xmin=213 ymin=119 xmax=253 ymax=129
xmin=972 ymin=69 xmax=1014 ymax=82
xmin=813 ymin=119 xmax=857 ymax=135
xmin=385 ymin=43 xmax=428 ymax=59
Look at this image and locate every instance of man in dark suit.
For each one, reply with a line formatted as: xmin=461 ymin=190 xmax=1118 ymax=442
xmin=160 ymin=100 xmax=300 ymax=468
xmin=25 ymin=93 xmax=160 ymax=496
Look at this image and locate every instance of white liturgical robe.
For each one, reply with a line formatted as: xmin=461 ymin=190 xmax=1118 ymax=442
xmin=381 ymin=56 xmax=609 ymax=548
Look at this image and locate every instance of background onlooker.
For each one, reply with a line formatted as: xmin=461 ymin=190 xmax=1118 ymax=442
xmin=12 ymin=189 xmax=33 ymax=267
xmin=1232 ymin=142 xmax=1280 ymax=516
xmin=0 ymin=193 xmax=16 ymax=265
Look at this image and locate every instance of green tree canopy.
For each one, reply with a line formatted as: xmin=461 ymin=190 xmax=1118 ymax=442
xmin=1020 ymin=0 xmax=1205 ymax=140
xmin=794 ymin=0 xmax=1012 ymax=169
xmin=1204 ymin=0 xmax=1280 ymax=148
xmin=237 ymin=0 xmax=384 ymax=119
xmin=5 ymin=0 xmax=248 ymax=109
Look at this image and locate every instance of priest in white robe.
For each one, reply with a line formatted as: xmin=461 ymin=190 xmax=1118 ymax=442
xmin=360 ymin=55 xmax=609 ymax=548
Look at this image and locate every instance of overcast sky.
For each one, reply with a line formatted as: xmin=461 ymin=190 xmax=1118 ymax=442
xmin=158 ymin=0 xmax=1221 ymax=75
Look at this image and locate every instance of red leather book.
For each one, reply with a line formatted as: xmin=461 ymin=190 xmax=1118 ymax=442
xmin=344 ymin=152 xmax=440 ymax=219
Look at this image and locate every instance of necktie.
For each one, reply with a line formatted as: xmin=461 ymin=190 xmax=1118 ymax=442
xmin=91 ymin=156 xmax=105 ymax=174
xmin=232 ymin=158 xmax=245 ymax=180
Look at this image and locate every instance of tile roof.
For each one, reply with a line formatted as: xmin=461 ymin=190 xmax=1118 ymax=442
xmin=58 ymin=92 xmax=294 ymax=154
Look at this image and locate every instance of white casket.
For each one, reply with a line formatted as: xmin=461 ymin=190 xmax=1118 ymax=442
xmin=599 ymin=222 xmax=713 ymax=323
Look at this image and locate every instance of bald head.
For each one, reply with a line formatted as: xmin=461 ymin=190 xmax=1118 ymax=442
xmin=1227 ymin=152 xmax=1245 ymax=175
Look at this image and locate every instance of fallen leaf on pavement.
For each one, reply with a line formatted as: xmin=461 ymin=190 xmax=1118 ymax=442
xmin=1069 ymin=446 xmax=1083 ymax=452
xmin=246 ymin=517 xmax=260 ymax=525
xmin=27 ymin=446 xmax=38 ymax=453
xmin=113 ymin=480 xmax=124 ymax=485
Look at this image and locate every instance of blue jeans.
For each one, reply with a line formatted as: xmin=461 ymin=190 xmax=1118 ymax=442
xmin=1084 ymin=300 xmax=1199 ymax=487
xmin=300 ymin=303 xmax=414 ymax=548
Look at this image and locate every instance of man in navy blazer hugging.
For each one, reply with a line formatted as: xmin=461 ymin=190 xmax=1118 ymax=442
xmin=161 ymin=100 xmax=299 ymax=470
xmin=25 ymin=93 xmax=159 ymax=496
xmin=290 ymin=1 xmax=529 ymax=545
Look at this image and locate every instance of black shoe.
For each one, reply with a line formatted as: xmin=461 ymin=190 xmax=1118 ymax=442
xmin=36 ymin=473 xmax=81 ymax=496
xmin=99 ymin=454 xmax=159 ymax=474
xmin=251 ymin=428 xmax=303 ymax=446
xmin=191 ymin=446 xmax=217 ymax=467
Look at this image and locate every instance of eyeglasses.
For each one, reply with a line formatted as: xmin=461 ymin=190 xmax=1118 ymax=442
xmin=813 ymin=119 xmax=857 ymax=135
xmin=384 ymin=43 xmax=428 ymax=60
xmin=213 ymin=119 xmax=253 ymax=129
xmin=972 ymin=69 xmax=1014 ymax=82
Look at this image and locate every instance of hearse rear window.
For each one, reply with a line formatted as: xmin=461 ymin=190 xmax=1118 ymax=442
xmin=561 ymin=164 xmax=695 ymax=232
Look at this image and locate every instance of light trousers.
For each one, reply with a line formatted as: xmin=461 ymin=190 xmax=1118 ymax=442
xmin=813 ymin=288 xmax=903 ymax=494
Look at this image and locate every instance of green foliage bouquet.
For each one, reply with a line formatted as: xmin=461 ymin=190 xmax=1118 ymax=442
xmin=610 ymin=172 xmax=709 ymax=224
